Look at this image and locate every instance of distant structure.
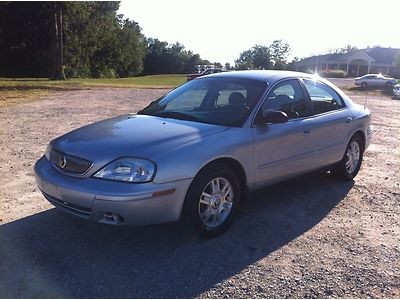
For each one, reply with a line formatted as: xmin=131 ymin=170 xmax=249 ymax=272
xmin=296 ymin=47 xmax=400 ymax=77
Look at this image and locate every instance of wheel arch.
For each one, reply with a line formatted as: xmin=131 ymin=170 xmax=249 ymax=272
xmin=352 ymin=130 xmax=366 ymax=151
xmin=197 ymin=157 xmax=248 ymax=193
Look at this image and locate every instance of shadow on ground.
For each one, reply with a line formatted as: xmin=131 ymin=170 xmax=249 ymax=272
xmin=0 ymin=173 xmax=353 ymax=298
xmin=347 ymin=85 xmax=394 ymax=96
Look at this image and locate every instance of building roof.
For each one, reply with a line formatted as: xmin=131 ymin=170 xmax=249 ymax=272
xmin=297 ymin=53 xmax=342 ymax=65
xmin=366 ymin=47 xmax=400 ymax=65
xmin=298 ymin=47 xmax=400 ymax=66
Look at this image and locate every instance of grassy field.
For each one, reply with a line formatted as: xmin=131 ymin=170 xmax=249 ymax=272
xmin=0 ymin=74 xmax=186 ymax=107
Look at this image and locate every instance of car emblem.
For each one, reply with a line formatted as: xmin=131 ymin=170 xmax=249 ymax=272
xmin=59 ymin=156 xmax=67 ymax=169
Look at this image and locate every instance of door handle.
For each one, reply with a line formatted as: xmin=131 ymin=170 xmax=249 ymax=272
xmin=345 ymin=117 xmax=353 ymax=123
xmin=303 ymin=129 xmax=311 ymax=135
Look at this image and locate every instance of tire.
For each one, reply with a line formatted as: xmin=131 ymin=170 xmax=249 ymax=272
xmin=385 ymin=82 xmax=392 ymax=88
xmin=332 ymin=135 xmax=364 ymax=180
xmin=361 ymin=82 xmax=367 ymax=88
xmin=182 ymin=163 xmax=242 ymax=238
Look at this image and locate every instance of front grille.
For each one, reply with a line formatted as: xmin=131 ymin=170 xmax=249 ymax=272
xmin=50 ymin=149 xmax=93 ymax=174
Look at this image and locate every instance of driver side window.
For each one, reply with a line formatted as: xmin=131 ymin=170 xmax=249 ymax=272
xmin=261 ymin=79 xmax=307 ymax=119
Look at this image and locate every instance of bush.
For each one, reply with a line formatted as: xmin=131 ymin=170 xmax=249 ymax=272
xmin=320 ymin=70 xmax=346 ymax=78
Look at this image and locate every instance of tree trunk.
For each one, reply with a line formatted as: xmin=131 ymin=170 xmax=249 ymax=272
xmin=52 ymin=2 xmax=65 ymax=80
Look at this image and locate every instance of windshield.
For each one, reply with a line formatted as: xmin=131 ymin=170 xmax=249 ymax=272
xmin=138 ymin=78 xmax=267 ymax=127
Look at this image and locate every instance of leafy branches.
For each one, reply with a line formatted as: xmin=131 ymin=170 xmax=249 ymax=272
xmin=235 ymin=40 xmax=291 ymax=70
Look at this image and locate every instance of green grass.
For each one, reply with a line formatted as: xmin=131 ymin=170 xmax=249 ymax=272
xmin=0 ymin=74 xmax=186 ymax=107
xmin=74 ymin=74 xmax=187 ymax=88
xmin=0 ymin=74 xmax=186 ymax=89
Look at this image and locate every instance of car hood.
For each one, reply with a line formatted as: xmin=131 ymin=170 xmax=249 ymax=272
xmin=52 ymin=114 xmax=229 ymax=162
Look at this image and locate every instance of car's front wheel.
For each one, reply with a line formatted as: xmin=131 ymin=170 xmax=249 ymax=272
xmin=332 ymin=135 xmax=364 ymax=180
xmin=361 ymin=82 xmax=368 ymax=88
xmin=182 ymin=163 xmax=241 ymax=238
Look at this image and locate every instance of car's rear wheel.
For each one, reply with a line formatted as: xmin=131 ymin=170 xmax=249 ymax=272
xmin=361 ymin=82 xmax=368 ymax=88
xmin=386 ymin=82 xmax=392 ymax=88
xmin=182 ymin=163 xmax=241 ymax=238
xmin=332 ymin=135 xmax=364 ymax=180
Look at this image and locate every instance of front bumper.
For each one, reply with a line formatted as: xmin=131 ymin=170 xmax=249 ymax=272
xmin=34 ymin=156 xmax=192 ymax=226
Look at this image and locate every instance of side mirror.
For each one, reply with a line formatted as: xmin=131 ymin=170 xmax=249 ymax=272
xmin=262 ymin=110 xmax=288 ymax=124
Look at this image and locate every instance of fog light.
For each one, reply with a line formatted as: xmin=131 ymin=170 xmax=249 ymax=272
xmin=102 ymin=212 xmax=124 ymax=224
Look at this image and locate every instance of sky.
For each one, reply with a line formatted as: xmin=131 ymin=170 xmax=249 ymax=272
xmin=118 ymin=0 xmax=400 ymax=65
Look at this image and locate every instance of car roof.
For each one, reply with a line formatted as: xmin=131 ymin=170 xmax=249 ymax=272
xmin=202 ymin=70 xmax=319 ymax=84
xmin=361 ymin=74 xmax=383 ymax=77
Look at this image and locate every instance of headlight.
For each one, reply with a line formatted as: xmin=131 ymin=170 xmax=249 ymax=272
xmin=93 ymin=157 xmax=156 ymax=183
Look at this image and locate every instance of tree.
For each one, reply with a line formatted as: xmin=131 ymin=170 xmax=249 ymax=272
xmin=142 ymin=39 xmax=209 ymax=74
xmin=52 ymin=2 xmax=65 ymax=80
xmin=328 ymin=44 xmax=358 ymax=54
xmin=114 ymin=19 xmax=146 ymax=77
xmin=235 ymin=49 xmax=255 ymax=70
xmin=0 ymin=1 xmax=146 ymax=78
xmin=269 ymin=39 xmax=291 ymax=70
xmin=252 ymin=45 xmax=271 ymax=69
xmin=0 ymin=2 xmax=54 ymax=77
xmin=285 ymin=57 xmax=299 ymax=71
xmin=235 ymin=45 xmax=271 ymax=70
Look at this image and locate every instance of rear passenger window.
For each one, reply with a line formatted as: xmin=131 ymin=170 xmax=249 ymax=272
xmin=303 ymin=79 xmax=345 ymax=115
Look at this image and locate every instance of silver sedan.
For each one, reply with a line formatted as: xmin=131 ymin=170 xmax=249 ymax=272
xmin=35 ymin=71 xmax=372 ymax=237
xmin=354 ymin=73 xmax=397 ymax=88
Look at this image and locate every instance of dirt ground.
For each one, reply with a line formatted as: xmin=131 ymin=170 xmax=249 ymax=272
xmin=0 ymin=84 xmax=399 ymax=298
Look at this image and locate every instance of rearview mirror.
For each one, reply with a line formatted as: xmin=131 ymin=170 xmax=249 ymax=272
xmin=262 ymin=110 xmax=288 ymax=124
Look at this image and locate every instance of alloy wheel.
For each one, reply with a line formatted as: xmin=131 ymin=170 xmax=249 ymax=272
xmin=345 ymin=141 xmax=360 ymax=174
xmin=198 ymin=177 xmax=234 ymax=228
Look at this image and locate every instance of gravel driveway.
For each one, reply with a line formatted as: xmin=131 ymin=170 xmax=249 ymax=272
xmin=0 ymin=87 xmax=399 ymax=298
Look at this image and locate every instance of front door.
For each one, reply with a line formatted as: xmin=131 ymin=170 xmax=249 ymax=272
xmin=252 ymin=79 xmax=316 ymax=190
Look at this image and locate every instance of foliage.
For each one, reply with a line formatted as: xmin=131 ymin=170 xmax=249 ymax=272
xmin=234 ymin=40 xmax=291 ymax=70
xmin=328 ymin=44 xmax=359 ymax=54
xmin=0 ymin=2 xmax=54 ymax=77
xmin=142 ymin=39 xmax=209 ymax=75
xmin=0 ymin=1 xmax=146 ymax=78
xmin=235 ymin=49 xmax=256 ymax=70
xmin=235 ymin=45 xmax=271 ymax=70
xmin=285 ymin=57 xmax=299 ymax=71
xmin=224 ymin=63 xmax=232 ymax=70
xmin=269 ymin=40 xmax=291 ymax=70
xmin=63 ymin=2 xmax=146 ymax=78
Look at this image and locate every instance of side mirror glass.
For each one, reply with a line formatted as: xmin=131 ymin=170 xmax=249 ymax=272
xmin=262 ymin=110 xmax=288 ymax=124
